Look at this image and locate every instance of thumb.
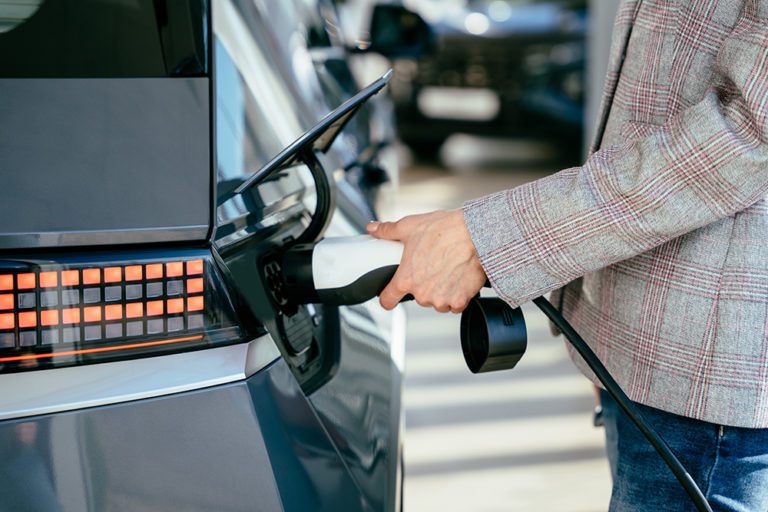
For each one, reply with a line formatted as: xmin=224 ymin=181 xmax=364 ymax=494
xmin=367 ymin=220 xmax=403 ymax=241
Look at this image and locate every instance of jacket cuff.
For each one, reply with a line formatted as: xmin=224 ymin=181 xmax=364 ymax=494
xmin=463 ymin=189 xmax=563 ymax=308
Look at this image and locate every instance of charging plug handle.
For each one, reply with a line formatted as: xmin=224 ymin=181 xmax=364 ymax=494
xmin=280 ymin=236 xmax=404 ymax=306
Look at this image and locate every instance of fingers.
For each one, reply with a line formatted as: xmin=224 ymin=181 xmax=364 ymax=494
xmin=379 ymin=287 xmax=407 ymax=310
xmin=379 ymin=270 xmax=410 ymax=310
xmin=378 ymin=272 xmax=449 ymax=312
xmin=367 ymin=219 xmax=403 ymax=241
xmin=379 ymin=278 xmax=472 ymax=314
xmin=448 ymin=299 xmax=470 ymax=313
xmin=370 ymin=209 xmax=483 ymax=313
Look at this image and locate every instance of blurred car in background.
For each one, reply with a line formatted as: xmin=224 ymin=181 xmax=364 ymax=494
xmin=0 ymin=0 xmax=422 ymax=510
xmin=387 ymin=0 xmax=588 ymax=159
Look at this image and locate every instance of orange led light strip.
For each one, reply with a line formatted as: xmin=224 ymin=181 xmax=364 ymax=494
xmin=0 ymin=259 xmax=203 ymax=288
xmin=0 ymin=334 xmax=203 ymax=363
xmin=0 ymin=260 xmax=205 ymax=332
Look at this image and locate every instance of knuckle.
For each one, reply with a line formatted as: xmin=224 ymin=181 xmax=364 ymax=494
xmin=433 ymin=295 xmax=448 ymax=309
xmin=415 ymin=297 xmax=430 ymax=307
xmin=413 ymin=291 xmax=431 ymax=307
xmin=450 ymin=299 xmax=468 ymax=311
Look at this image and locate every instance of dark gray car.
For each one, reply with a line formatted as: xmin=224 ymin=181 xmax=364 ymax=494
xmin=0 ymin=1 xmax=406 ymax=510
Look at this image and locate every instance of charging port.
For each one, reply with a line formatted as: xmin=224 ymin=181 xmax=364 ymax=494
xmin=260 ymin=252 xmax=334 ymax=367
xmin=263 ymin=258 xmax=288 ymax=308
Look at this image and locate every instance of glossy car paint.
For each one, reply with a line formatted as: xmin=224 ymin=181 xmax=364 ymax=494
xmin=0 ymin=360 xmax=369 ymax=512
xmin=0 ymin=0 xmax=403 ymax=510
xmin=212 ymin=2 xmax=403 ymax=509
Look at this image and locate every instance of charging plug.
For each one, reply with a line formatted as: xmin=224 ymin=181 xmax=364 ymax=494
xmin=281 ymin=235 xmax=404 ymax=305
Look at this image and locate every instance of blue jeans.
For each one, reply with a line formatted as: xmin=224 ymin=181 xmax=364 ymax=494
xmin=600 ymin=389 xmax=768 ymax=511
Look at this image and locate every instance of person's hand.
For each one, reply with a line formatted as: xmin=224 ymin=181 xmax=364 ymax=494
xmin=367 ymin=209 xmax=487 ymax=312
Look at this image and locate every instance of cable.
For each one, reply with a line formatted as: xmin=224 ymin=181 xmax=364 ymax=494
xmin=532 ymin=296 xmax=713 ymax=512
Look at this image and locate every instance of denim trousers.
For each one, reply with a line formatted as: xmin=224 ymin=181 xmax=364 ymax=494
xmin=600 ymin=389 xmax=768 ymax=511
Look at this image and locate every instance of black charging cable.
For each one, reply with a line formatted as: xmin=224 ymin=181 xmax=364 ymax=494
xmin=532 ymin=296 xmax=712 ymax=512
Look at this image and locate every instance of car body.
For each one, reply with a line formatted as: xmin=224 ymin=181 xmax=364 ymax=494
xmin=390 ymin=0 xmax=587 ymax=158
xmin=0 ymin=1 xmax=404 ymax=511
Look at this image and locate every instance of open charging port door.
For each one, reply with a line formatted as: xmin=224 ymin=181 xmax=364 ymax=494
xmin=214 ymin=71 xmax=393 ymax=393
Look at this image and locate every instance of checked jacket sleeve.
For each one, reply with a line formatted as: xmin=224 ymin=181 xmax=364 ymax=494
xmin=463 ymin=9 xmax=768 ymax=308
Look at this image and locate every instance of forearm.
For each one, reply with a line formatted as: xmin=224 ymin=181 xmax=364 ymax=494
xmin=465 ymin=91 xmax=768 ymax=307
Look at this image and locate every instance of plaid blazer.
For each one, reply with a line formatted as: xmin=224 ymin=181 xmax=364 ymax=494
xmin=464 ymin=0 xmax=768 ymax=427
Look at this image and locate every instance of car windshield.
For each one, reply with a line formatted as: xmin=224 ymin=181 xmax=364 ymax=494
xmin=0 ymin=0 xmax=207 ymax=77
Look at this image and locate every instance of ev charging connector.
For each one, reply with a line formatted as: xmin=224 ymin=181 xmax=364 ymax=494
xmin=281 ymin=235 xmax=404 ymax=305
xmin=280 ymin=235 xmax=529 ymax=374
xmin=278 ymin=234 xmax=712 ymax=512
xmin=223 ymin=65 xmax=711 ymax=511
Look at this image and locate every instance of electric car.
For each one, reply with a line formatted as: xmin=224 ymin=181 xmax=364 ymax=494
xmin=389 ymin=0 xmax=587 ymax=158
xmin=0 ymin=0 xmax=417 ymax=510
